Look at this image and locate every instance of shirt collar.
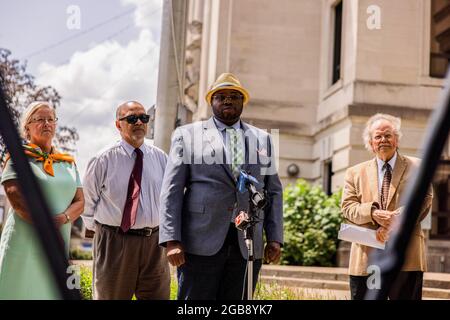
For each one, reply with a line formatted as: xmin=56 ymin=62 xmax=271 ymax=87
xmin=213 ymin=117 xmax=241 ymax=132
xmin=376 ymin=151 xmax=397 ymax=171
xmin=120 ymin=139 xmax=146 ymax=158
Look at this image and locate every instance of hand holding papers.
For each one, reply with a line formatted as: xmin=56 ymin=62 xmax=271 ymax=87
xmin=338 ymin=223 xmax=386 ymax=250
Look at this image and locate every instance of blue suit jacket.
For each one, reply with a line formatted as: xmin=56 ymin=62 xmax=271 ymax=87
xmin=159 ymin=117 xmax=283 ymax=259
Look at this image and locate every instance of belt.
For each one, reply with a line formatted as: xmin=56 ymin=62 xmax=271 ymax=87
xmin=99 ymin=223 xmax=159 ymax=237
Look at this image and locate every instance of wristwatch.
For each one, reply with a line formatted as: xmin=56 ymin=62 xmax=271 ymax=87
xmin=64 ymin=213 xmax=71 ymax=224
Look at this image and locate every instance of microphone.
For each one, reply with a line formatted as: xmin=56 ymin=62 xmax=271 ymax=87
xmin=237 ymin=170 xmax=267 ymax=209
xmin=235 ymin=211 xmax=251 ymax=231
xmin=237 ymin=170 xmax=258 ymax=193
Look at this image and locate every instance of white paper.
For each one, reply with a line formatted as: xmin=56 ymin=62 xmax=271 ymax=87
xmin=338 ymin=223 xmax=386 ymax=250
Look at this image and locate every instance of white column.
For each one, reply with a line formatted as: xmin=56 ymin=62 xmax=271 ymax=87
xmin=154 ymin=0 xmax=189 ymax=153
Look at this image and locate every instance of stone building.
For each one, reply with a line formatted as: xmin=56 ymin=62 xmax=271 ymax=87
xmin=177 ymin=0 xmax=450 ymax=271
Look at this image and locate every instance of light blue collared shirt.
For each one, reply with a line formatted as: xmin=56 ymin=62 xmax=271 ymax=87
xmin=212 ymin=117 xmax=245 ymax=163
xmin=376 ymin=152 xmax=397 ymax=194
xmin=82 ymin=139 xmax=168 ymax=230
xmin=213 ymin=117 xmax=242 ymax=143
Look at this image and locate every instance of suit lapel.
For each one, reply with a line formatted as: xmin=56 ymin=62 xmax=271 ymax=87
xmin=387 ymin=154 xmax=407 ymax=209
xmin=203 ymin=117 xmax=236 ymax=182
xmin=368 ymin=158 xmax=379 ymax=204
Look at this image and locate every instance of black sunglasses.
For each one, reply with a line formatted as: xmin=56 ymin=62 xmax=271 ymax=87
xmin=119 ymin=114 xmax=150 ymax=124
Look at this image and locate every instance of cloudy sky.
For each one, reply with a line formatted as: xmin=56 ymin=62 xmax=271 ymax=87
xmin=0 ymin=0 xmax=163 ymax=177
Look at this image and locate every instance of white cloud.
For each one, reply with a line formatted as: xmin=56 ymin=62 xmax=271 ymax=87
xmin=121 ymin=0 xmax=163 ymax=37
xmin=35 ymin=2 xmax=162 ymax=178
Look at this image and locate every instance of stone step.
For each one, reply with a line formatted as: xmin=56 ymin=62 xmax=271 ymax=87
xmin=260 ymin=275 xmax=349 ymax=291
xmin=422 ymin=288 xmax=450 ymax=299
xmin=260 ymin=275 xmax=450 ymax=300
xmin=260 ymin=266 xmax=450 ymax=300
xmin=423 ymin=272 xmax=450 ymax=290
xmin=261 ymin=265 xmax=450 ymax=290
xmin=260 ymin=265 xmax=348 ymax=282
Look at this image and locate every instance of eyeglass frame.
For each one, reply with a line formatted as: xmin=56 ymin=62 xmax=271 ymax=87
xmin=28 ymin=117 xmax=59 ymax=125
xmin=212 ymin=93 xmax=244 ymax=102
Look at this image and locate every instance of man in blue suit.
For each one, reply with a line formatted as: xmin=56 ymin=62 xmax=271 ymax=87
xmin=159 ymin=73 xmax=283 ymax=300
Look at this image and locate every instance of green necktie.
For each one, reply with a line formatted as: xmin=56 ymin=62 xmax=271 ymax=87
xmin=228 ymin=128 xmax=243 ymax=178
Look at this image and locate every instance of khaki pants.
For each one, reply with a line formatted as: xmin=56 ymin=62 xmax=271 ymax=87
xmin=93 ymin=223 xmax=170 ymax=300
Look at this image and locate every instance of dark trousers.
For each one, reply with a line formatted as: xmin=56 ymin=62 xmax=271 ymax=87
xmin=350 ymin=271 xmax=423 ymax=300
xmin=177 ymin=224 xmax=262 ymax=300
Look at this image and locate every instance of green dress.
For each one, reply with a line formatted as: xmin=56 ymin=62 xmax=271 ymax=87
xmin=0 ymin=157 xmax=82 ymax=299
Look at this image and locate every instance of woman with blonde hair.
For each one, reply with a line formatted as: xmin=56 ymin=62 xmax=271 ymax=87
xmin=0 ymin=101 xmax=84 ymax=299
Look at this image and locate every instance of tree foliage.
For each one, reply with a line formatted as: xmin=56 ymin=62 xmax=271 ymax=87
xmin=0 ymin=48 xmax=78 ymax=164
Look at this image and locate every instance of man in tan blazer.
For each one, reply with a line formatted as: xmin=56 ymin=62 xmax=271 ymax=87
xmin=341 ymin=113 xmax=433 ymax=300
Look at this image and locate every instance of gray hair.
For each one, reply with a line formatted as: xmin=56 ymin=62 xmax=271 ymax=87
xmin=363 ymin=113 xmax=402 ymax=151
xmin=20 ymin=101 xmax=56 ymax=140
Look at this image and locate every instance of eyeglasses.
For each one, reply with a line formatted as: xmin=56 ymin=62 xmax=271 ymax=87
xmin=212 ymin=93 xmax=244 ymax=102
xmin=119 ymin=114 xmax=150 ymax=124
xmin=29 ymin=117 xmax=58 ymax=124
xmin=373 ymin=134 xmax=394 ymax=141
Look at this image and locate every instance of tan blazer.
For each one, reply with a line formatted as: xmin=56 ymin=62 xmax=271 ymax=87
xmin=341 ymin=154 xmax=433 ymax=276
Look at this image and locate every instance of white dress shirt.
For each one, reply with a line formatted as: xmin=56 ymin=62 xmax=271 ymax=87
xmin=81 ymin=139 xmax=167 ymax=231
xmin=376 ymin=151 xmax=397 ymax=194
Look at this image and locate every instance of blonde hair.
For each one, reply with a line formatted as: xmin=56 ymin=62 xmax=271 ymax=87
xmin=20 ymin=101 xmax=56 ymax=140
xmin=363 ymin=113 xmax=402 ymax=151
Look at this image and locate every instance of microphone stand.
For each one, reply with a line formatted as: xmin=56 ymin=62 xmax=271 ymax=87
xmin=236 ymin=172 xmax=266 ymax=300
xmin=244 ymin=194 xmax=256 ymax=300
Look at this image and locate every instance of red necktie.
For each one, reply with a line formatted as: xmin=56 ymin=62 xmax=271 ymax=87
xmin=120 ymin=148 xmax=143 ymax=232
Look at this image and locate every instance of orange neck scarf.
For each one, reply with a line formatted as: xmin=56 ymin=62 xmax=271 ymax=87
xmin=4 ymin=143 xmax=75 ymax=177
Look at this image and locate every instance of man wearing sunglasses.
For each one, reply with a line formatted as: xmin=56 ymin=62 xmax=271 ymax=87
xmin=82 ymin=101 xmax=170 ymax=300
xmin=159 ymin=73 xmax=283 ymax=300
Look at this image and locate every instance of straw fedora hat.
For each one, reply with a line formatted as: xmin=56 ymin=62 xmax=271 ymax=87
xmin=205 ymin=73 xmax=250 ymax=105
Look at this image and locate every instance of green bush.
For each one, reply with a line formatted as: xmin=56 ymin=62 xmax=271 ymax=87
xmin=79 ymin=266 xmax=93 ymax=300
xmin=170 ymin=278 xmax=178 ymax=300
xmin=282 ymin=179 xmax=342 ymax=266
xmin=70 ymin=248 xmax=93 ymax=260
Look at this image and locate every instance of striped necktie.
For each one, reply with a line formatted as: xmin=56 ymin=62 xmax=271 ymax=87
xmin=380 ymin=162 xmax=392 ymax=210
xmin=227 ymin=128 xmax=243 ymax=178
